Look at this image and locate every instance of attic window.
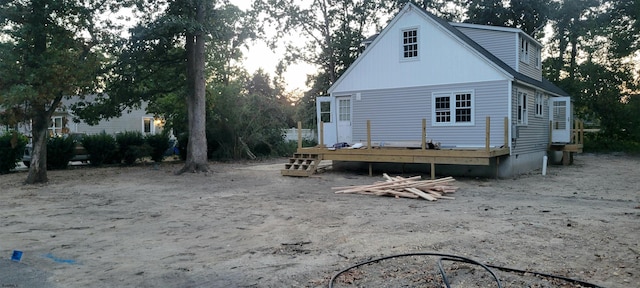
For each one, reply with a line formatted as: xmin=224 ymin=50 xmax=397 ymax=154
xmin=402 ymin=28 xmax=418 ymax=59
xmin=520 ymin=38 xmax=529 ymax=63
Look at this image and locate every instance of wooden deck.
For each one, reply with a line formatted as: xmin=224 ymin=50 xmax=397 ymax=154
xmin=282 ymin=117 xmax=511 ymax=178
xmin=281 ymin=117 xmax=585 ymax=177
xmin=548 ymin=120 xmax=585 ymax=165
xmin=297 ymin=146 xmax=510 ymax=179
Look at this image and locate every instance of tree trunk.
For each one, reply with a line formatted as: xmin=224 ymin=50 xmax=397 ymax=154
xmin=24 ymin=0 xmax=50 ymax=184
xmin=176 ymin=0 xmax=209 ymax=174
xmin=25 ymin=110 xmax=49 ymax=184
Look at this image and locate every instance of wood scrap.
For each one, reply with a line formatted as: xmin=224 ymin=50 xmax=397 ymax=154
xmin=333 ymin=173 xmax=458 ymax=201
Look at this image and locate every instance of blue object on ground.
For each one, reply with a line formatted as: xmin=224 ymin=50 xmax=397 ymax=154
xmin=11 ymin=250 xmax=23 ymax=262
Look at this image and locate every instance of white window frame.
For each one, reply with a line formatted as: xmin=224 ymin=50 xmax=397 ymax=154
xmin=535 ymin=92 xmax=544 ymax=118
xmin=49 ymin=116 xmax=64 ymax=136
xmin=319 ymin=101 xmax=332 ymax=123
xmin=517 ymin=91 xmax=528 ymax=125
xmin=142 ymin=117 xmax=154 ymax=134
xmin=400 ymin=27 xmax=419 ymax=61
xmin=519 ymin=38 xmax=529 ymax=64
xmin=534 ymin=46 xmax=541 ymax=68
xmin=431 ymin=90 xmax=475 ymax=126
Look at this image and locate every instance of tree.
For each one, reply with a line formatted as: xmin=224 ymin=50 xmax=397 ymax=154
xmin=465 ymin=0 xmax=554 ymax=36
xmin=0 ymin=0 xmax=120 ymax=184
xmin=75 ymin=0 xmax=234 ymax=174
xmin=255 ymin=0 xmax=394 ymax=128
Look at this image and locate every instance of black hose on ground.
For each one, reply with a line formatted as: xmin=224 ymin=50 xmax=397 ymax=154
xmin=328 ymin=252 xmax=605 ymax=288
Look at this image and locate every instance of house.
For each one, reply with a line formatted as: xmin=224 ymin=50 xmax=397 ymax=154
xmin=15 ymin=97 xmax=164 ymax=139
xmin=313 ymin=3 xmax=581 ymax=178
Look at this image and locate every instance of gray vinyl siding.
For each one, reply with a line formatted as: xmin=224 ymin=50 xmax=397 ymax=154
xmin=349 ymin=80 xmax=510 ymax=148
xmin=511 ymin=85 xmax=549 ymax=155
xmin=455 ymin=27 xmax=517 ymax=71
xmin=518 ymin=44 xmax=543 ymax=81
xmin=73 ymin=109 xmax=150 ymax=135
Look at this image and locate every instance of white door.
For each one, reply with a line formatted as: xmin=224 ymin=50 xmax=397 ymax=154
xmin=550 ymin=97 xmax=571 ymax=143
xmin=316 ymin=97 xmax=336 ymax=147
xmin=336 ymin=96 xmax=352 ymax=143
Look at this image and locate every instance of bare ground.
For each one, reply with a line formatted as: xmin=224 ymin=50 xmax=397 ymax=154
xmin=0 ymin=153 xmax=638 ymax=287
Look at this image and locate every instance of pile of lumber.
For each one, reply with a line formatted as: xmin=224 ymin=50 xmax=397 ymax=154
xmin=332 ymin=173 xmax=458 ymax=201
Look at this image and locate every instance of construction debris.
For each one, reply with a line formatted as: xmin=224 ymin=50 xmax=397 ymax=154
xmin=332 ymin=173 xmax=458 ymax=201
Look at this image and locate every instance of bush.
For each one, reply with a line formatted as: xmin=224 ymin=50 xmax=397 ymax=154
xmin=0 ymin=131 xmax=28 ymax=174
xmin=116 ymin=131 xmax=149 ymax=165
xmin=82 ymin=133 xmax=117 ymax=166
xmin=47 ymin=136 xmax=75 ymax=170
xmin=253 ymin=141 xmax=272 ymax=157
xmin=273 ymin=138 xmax=318 ymax=157
xmin=145 ymin=133 xmax=171 ymax=162
xmin=583 ymin=132 xmax=640 ymax=154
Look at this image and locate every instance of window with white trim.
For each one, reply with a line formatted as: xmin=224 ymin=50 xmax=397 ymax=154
xmin=320 ymin=101 xmax=331 ymax=123
xmin=517 ymin=91 xmax=528 ymax=125
xmin=143 ymin=117 xmax=154 ymax=134
xmin=519 ymin=38 xmax=529 ymax=63
xmin=534 ymin=47 xmax=541 ymax=68
xmin=49 ymin=116 xmax=63 ymax=136
xmin=432 ymin=91 xmax=474 ymax=126
xmin=535 ymin=92 xmax=544 ymax=117
xmin=402 ymin=28 xmax=418 ymax=59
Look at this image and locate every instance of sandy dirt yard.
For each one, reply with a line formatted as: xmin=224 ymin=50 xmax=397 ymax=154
xmin=0 ymin=153 xmax=638 ymax=287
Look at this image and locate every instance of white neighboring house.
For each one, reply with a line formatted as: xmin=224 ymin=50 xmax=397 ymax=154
xmin=316 ymin=3 xmax=576 ymax=177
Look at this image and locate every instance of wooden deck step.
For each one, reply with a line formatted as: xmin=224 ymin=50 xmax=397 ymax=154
xmin=281 ymin=153 xmax=321 ymax=177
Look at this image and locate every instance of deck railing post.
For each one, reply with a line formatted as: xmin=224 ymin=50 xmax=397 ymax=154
xmin=320 ymin=121 xmax=324 ymax=148
xmin=580 ymin=120 xmax=584 ymax=144
xmin=503 ymin=117 xmax=508 ymax=148
xmin=422 ymin=118 xmax=426 ymax=150
xmin=367 ymin=120 xmax=371 ymax=149
xmin=485 ymin=116 xmax=490 ymax=154
xmin=297 ymin=121 xmax=302 ymax=150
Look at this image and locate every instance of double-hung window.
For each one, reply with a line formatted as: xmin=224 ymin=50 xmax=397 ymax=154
xmin=320 ymin=102 xmax=331 ymax=123
xmin=432 ymin=91 xmax=474 ymax=126
xmin=142 ymin=117 xmax=154 ymax=134
xmin=535 ymin=92 xmax=544 ymax=117
xmin=49 ymin=116 xmax=63 ymax=136
xmin=517 ymin=91 xmax=528 ymax=125
xmin=534 ymin=47 xmax=541 ymax=68
xmin=402 ymin=28 xmax=418 ymax=59
xmin=520 ymin=38 xmax=529 ymax=63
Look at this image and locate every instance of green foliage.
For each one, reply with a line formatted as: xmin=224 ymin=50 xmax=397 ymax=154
xmin=0 ymin=131 xmax=28 ymax=174
xmin=82 ymin=133 xmax=118 ymax=167
xmin=46 ymin=136 xmax=75 ymax=170
xmin=116 ymin=131 xmax=148 ymax=165
xmin=145 ymin=133 xmax=171 ymax=162
xmin=583 ymin=132 xmax=640 ymax=155
xmin=273 ymin=139 xmax=318 ymax=157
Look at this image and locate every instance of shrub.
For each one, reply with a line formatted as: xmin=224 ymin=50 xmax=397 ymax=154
xmin=583 ymin=132 xmax=640 ymax=154
xmin=145 ymin=133 xmax=171 ymax=162
xmin=0 ymin=131 xmax=28 ymax=174
xmin=82 ymin=133 xmax=117 ymax=166
xmin=116 ymin=131 xmax=149 ymax=165
xmin=47 ymin=136 xmax=75 ymax=170
xmin=253 ymin=141 xmax=272 ymax=157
